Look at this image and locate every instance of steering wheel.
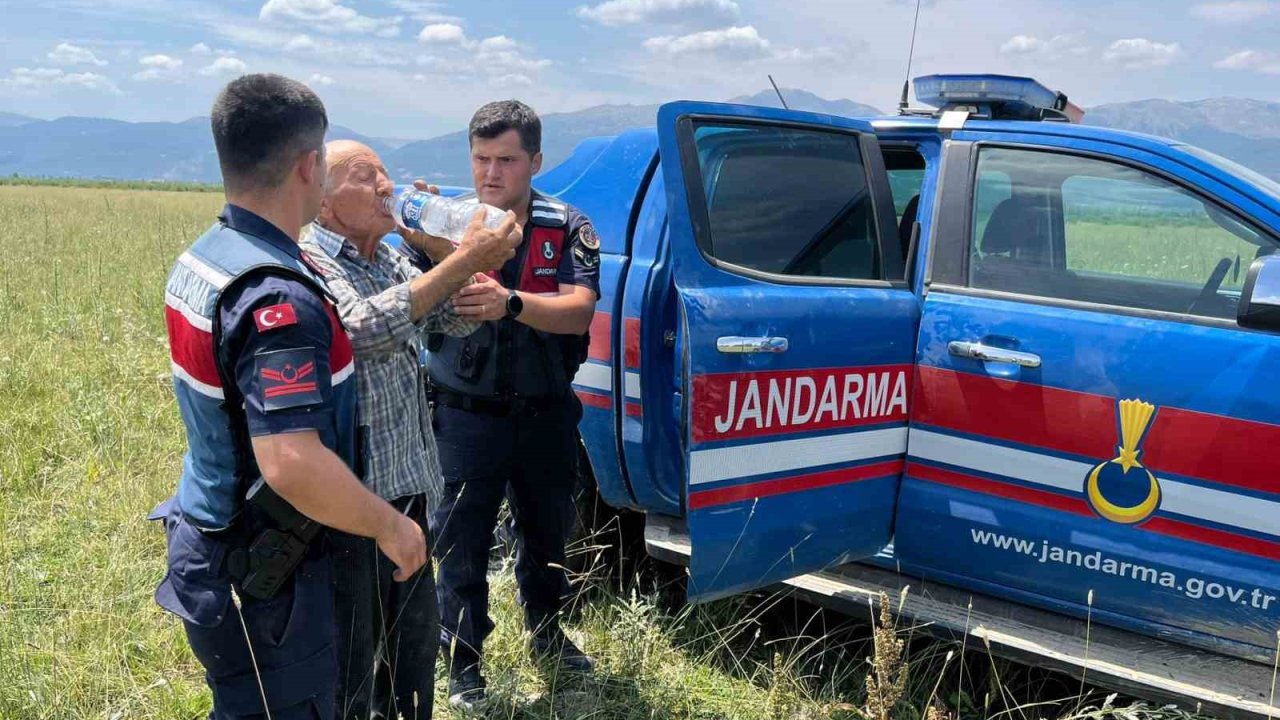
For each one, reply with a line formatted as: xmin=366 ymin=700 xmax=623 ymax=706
xmin=1188 ymin=257 xmax=1232 ymax=316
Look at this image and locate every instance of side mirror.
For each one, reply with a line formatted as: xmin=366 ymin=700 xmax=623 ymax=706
xmin=1238 ymin=254 xmax=1280 ymax=331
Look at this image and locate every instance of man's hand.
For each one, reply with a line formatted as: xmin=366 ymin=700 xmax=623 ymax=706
xmin=456 ymin=207 xmax=520 ymax=273
xmin=376 ymin=513 xmax=428 ymax=582
xmin=396 ymin=180 xmax=455 ymax=262
xmin=453 ymin=274 xmax=510 ymax=321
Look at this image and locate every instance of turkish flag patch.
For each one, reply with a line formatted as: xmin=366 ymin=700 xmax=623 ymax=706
xmin=254 ymin=303 xmax=298 ymax=333
xmin=255 ymin=347 xmax=323 ymax=411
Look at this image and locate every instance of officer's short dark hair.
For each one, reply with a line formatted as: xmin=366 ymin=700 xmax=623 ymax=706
xmin=469 ymin=100 xmax=541 ymax=157
xmin=210 ymin=74 xmax=328 ymax=193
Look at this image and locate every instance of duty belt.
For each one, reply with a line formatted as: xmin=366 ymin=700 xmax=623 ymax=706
xmin=430 ymin=387 xmax=566 ymax=417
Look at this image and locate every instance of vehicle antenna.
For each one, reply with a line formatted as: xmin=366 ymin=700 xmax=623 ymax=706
xmin=768 ymin=74 xmax=790 ymax=110
xmin=900 ymin=0 xmax=924 ymax=112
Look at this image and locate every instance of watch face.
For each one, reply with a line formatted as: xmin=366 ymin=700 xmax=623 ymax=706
xmin=507 ymin=291 xmax=524 ymax=316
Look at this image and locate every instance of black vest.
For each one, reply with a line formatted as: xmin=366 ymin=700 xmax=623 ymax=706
xmin=426 ymin=196 xmax=586 ymax=399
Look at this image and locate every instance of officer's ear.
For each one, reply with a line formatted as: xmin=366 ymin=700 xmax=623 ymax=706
xmin=299 ymin=149 xmax=323 ymax=188
xmin=530 ymin=151 xmax=542 ymax=176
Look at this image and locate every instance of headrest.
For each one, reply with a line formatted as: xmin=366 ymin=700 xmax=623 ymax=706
xmin=981 ymin=197 xmax=1048 ymax=262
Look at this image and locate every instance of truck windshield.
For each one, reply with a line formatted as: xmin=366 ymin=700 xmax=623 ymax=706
xmin=1180 ymin=145 xmax=1280 ymax=205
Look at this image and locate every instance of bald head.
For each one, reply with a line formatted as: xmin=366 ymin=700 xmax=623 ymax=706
xmin=325 ymin=140 xmax=377 ymax=179
xmin=317 ymin=139 xmax=396 ymax=249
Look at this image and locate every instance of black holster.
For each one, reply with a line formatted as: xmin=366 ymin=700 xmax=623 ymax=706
xmin=225 ymin=478 xmax=321 ymax=600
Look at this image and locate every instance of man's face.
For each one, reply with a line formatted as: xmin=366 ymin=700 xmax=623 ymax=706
xmin=471 ymin=129 xmax=541 ymax=211
xmin=323 ymin=145 xmax=396 ymax=238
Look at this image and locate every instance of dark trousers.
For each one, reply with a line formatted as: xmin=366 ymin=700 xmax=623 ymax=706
xmin=429 ymin=398 xmax=580 ymax=668
xmin=329 ymin=494 xmax=437 ymax=720
xmin=153 ymin=497 xmax=337 ymax=720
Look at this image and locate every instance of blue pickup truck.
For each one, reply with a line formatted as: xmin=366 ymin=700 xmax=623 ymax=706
xmin=409 ymin=75 xmax=1280 ymax=716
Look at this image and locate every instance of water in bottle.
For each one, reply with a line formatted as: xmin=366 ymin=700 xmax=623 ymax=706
xmin=384 ymin=188 xmax=507 ymax=246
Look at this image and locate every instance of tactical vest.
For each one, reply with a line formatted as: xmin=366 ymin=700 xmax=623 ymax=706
xmin=164 ymin=222 xmax=358 ymax=530
xmin=426 ymin=195 xmax=585 ymax=399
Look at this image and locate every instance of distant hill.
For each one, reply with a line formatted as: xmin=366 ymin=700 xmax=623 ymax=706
xmin=728 ymin=88 xmax=882 ymax=118
xmin=1084 ymin=98 xmax=1280 ymax=182
xmin=387 ymin=88 xmax=884 ymax=185
xmin=4 ymin=91 xmax=1280 ymax=187
xmin=0 ymin=115 xmax=388 ymax=183
xmin=386 ymin=102 xmax=662 ymax=185
xmin=0 ymin=111 xmax=35 ymax=127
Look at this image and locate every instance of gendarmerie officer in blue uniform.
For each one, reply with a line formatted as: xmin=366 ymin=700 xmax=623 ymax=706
xmin=399 ymin=100 xmax=600 ymax=709
xmin=152 ymin=74 xmax=427 ymax=719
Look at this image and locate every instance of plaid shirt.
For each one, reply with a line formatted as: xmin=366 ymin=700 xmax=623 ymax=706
xmin=300 ymin=223 xmax=478 ymax=507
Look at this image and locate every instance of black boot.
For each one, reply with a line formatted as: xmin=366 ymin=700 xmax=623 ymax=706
xmin=445 ymin=644 xmax=486 ymax=710
xmin=530 ymin=621 xmax=595 ymax=673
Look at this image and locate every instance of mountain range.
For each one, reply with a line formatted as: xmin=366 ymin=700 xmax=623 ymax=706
xmin=2 ymin=89 xmax=1279 ymax=187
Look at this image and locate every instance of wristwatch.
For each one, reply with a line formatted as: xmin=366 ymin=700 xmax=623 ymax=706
xmin=505 ymin=289 xmax=524 ymax=319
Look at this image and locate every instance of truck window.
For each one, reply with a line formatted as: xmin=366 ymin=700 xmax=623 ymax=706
xmin=883 ymin=147 xmax=926 ymax=223
xmin=692 ymin=123 xmax=881 ymax=281
xmin=969 ymin=146 xmax=1278 ymax=320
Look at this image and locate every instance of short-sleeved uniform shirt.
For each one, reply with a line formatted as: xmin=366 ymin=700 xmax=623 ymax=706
xmin=215 ymin=207 xmax=354 ymax=452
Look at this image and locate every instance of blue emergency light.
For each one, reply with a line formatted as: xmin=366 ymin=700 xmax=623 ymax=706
xmin=912 ymin=74 xmax=1084 ymax=123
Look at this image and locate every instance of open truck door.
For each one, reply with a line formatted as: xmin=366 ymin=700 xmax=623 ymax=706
xmin=655 ymin=101 xmax=921 ymax=600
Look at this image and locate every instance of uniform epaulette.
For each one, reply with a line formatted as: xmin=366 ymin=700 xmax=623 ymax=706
xmin=531 ymin=196 xmax=568 ymax=226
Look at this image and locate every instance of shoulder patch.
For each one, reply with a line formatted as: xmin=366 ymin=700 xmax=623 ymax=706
xmin=254 ymin=303 xmax=298 ymax=332
xmin=255 ymin=347 xmax=323 ymax=411
xmin=574 ymin=244 xmax=600 ymax=269
xmin=577 ymin=222 xmax=600 ymax=251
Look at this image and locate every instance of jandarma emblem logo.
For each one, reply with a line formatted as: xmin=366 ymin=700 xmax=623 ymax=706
xmin=1085 ymin=398 xmax=1161 ymax=524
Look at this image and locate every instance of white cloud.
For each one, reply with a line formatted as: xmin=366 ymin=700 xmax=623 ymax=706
xmin=284 ymin=34 xmax=317 ymax=52
xmin=999 ymin=33 xmax=1090 ymax=57
xmin=475 ymin=48 xmax=551 ymax=75
xmin=1190 ymin=1 xmax=1276 ymax=23
xmin=1214 ymin=49 xmax=1280 ymax=74
xmin=139 ymin=54 xmax=183 ymax=70
xmin=490 ymin=73 xmax=533 ymax=87
xmin=1000 ymin=35 xmax=1045 ymax=55
xmin=1 ymin=67 xmax=121 ymax=95
xmin=48 ymin=43 xmax=108 ymax=67
xmin=387 ymin=0 xmax=459 ymax=22
xmin=418 ymin=22 xmax=465 ymax=44
xmin=644 ymin=25 xmax=772 ymax=59
xmin=1103 ymin=38 xmax=1184 ymax=70
xmin=310 ymin=73 xmax=335 ymax=86
xmin=477 ymin=35 xmax=517 ymax=52
xmin=190 ymin=42 xmax=211 ymax=55
xmin=259 ymin=0 xmax=401 ymax=37
xmin=577 ymin=0 xmax=740 ymax=26
xmin=199 ymin=56 xmax=248 ymax=77
xmin=279 ymin=33 xmax=407 ymax=66
xmin=413 ymin=27 xmax=549 ymax=78
xmin=132 ymin=54 xmax=184 ymax=81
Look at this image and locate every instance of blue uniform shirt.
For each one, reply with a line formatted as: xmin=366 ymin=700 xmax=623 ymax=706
xmin=215 ymin=205 xmax=355 ymax=439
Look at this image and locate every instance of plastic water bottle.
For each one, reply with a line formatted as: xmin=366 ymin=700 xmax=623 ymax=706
xmin=384 ymin=189 xmax=507 ymax=246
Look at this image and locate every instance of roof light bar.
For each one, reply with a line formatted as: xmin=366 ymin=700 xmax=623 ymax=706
xmin=912 ymin=74 xmax=1084 ymax=123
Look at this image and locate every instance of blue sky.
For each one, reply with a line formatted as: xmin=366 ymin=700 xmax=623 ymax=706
xmin=1 ymin=0 xmax=1279 ymax=138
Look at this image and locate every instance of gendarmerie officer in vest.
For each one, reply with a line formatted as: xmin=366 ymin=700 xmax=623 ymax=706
xmin=403 ymin=100 xmax=600 ymax=709
xmin=151 ymin=74 xmax=427 ymax=719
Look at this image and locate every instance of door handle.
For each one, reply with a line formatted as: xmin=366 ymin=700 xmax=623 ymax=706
xmin=948 ymin=341 xmax=1041 ymax=368
xmin=717 ymin=336 xmax=789 ymax=354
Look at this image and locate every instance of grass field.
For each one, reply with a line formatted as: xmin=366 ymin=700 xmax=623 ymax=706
xmin=0 ymin=184 xmax=1219 ymax=719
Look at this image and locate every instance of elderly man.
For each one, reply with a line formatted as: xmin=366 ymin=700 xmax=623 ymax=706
xmin=299 ymin=140 xmax=520 ymax=720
